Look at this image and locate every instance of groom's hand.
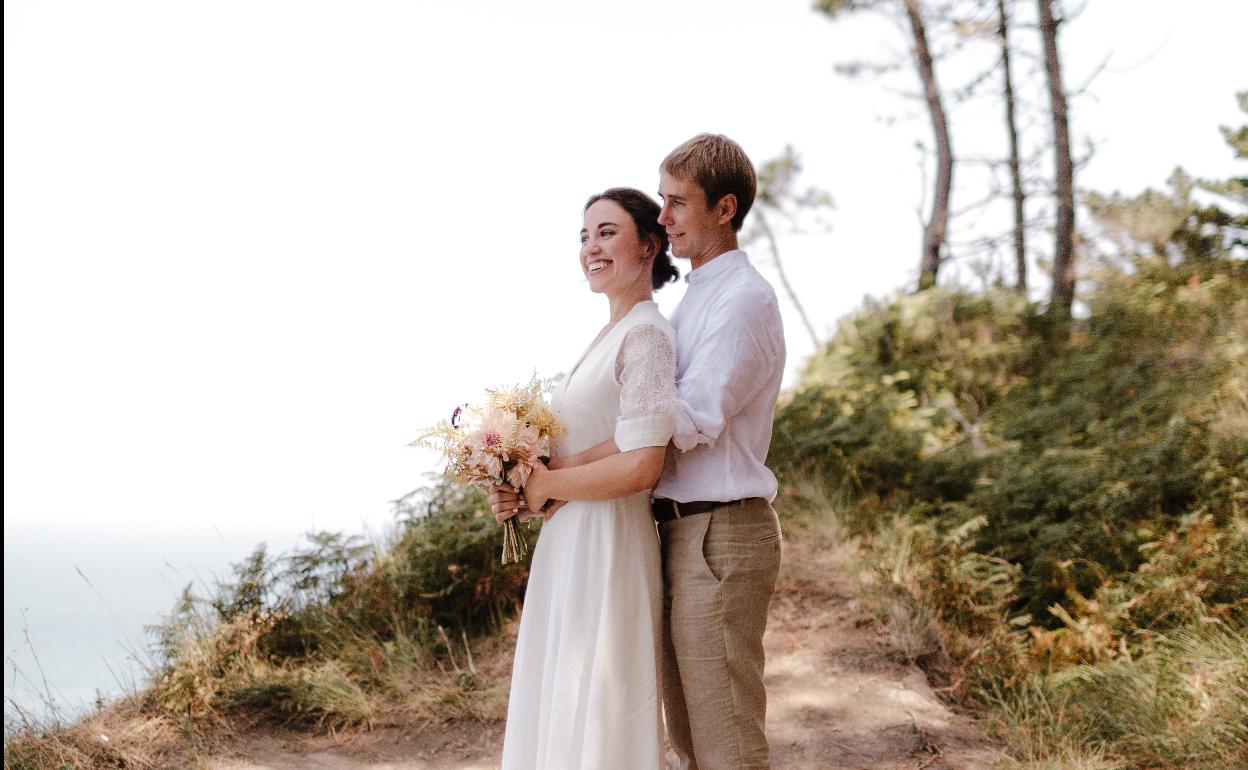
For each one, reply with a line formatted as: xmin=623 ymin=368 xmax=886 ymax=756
xmin=489 ymin=483 xmax=527 ymax=522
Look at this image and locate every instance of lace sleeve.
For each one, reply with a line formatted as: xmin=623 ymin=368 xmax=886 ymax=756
xmin=613 ymin=323 xmax=678 ymax=452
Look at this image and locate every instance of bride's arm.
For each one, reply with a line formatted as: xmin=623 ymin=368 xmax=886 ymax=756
xmin=523 ymin=322 xmax=677 ymax=513
xmin=547 ymin=438 xmax=619 ymax=470
xmin=524 ymin=446 xmax=664 ymax=511
xmin=489 ymin=433 xmax=619 ymax=520
xmin=529 ymin=321 xmax=683 ymax=506
xmin=490 ymin=438 xmax=652 ymax=520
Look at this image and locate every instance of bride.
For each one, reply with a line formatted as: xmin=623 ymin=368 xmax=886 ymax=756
xmin=492 ymin=187 xmax=680 ymax=769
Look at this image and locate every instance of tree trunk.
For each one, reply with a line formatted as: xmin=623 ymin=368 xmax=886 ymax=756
xmin=998 ymin=0 xmax=1027 ymax=294
xmin=1038 ymin=0 xmax=1075 ymax=316
xmin=903 ymin=0 xmax=953 ymax=291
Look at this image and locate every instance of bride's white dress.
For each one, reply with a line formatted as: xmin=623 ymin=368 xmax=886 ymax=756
xmin=500 ymin=300 xmax=678 ymax=770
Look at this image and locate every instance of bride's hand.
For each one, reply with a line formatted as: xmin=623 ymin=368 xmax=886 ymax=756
xmin=489 ymin=483 xmax=527 ymax=523
xmin=523 ymin=463 xmax=553 ymax=514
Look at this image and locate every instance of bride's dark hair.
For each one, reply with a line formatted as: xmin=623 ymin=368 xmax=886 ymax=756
xmin=584 ymin=188 xmax=679 ymax=290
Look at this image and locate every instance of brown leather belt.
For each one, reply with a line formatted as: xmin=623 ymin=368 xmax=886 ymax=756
xmin=652 ymin=498 xmax=748 ymax=522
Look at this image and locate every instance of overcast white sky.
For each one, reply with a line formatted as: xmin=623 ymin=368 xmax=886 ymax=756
xmin=5 ymin=0 xmax=1245 ymax=551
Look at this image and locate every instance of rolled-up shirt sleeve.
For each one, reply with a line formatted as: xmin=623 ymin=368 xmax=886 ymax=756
xmin=614 ymin=324 xmax=679 ymax=452
xmin=671 ymin=289 xmax=783 ymax=452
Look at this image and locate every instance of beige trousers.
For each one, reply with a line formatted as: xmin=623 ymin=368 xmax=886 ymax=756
xmin=658 ymin=498 xmax=783 ymax=770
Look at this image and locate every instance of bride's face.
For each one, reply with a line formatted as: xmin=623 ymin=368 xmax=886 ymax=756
xmin=580 ymin=199 xmax=652 ymax=296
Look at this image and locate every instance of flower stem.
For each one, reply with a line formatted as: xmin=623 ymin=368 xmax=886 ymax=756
xmin=501 ymin=518 xmax=528 ymax=564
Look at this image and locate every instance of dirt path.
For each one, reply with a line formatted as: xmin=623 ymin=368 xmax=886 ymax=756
xmin=206 ymin=524 xmax=1002 ymax=770
xmin=761 ymin=526 xmax=1000 ymax=770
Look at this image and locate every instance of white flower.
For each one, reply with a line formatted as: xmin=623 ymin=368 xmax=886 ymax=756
xmin=508 ymin=460 xmax=533 ymax=489
xmin=470 ymin=448 xmax=504 ymax=481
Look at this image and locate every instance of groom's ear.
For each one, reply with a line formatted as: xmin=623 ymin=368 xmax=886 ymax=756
xmin=715 ymin=193 xmax=738 ymax=227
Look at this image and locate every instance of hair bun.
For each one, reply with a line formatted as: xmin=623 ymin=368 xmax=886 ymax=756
xmin=652 ymin=250 xmax=680 ymax=289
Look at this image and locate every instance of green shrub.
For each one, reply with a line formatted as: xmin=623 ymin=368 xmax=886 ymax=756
xmin=141 ymin=477 xmax=531 ymax=727
xmin=774 ymin=259 xmax=1248 ymax=624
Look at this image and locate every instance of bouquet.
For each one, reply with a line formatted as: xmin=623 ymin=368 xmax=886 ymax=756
xmin=411 ymin=375 xmax=562 ymax=564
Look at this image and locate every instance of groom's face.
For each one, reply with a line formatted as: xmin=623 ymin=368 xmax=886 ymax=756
xmin=658 ymin=171 xmax=725 ymax=262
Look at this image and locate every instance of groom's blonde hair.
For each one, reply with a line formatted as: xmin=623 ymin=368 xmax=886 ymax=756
xmin=661 ymin=133 xmax=757 ymax=232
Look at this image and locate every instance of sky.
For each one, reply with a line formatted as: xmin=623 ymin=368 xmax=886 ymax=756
xmin=4 ymin=0 xmax=1245 ymax=555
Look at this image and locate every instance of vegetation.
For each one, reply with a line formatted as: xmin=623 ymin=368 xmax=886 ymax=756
xmin=769 ymin=102 xmax=1248 ymax=768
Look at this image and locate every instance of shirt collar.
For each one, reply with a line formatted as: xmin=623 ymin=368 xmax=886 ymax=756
xmin=685 ymin=249 xmax=748 ymax=285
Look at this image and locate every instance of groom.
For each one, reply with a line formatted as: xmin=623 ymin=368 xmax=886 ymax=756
xmin=653 ymin=133 xmax=785 ymax=770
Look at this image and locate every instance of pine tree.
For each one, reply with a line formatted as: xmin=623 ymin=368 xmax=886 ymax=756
xmin=815 ymin=0 xmax=954 ymax=290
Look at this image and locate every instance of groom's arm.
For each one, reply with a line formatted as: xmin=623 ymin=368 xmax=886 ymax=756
xmin=671 ymin=289 xmax=783 ymax=452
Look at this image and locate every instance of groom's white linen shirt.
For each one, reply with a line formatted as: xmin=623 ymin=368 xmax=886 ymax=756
xmin=654 ymin=249 xmax=786 ymax=504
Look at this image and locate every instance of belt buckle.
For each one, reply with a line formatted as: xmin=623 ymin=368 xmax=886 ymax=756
xmin=672 ymin=501 xmax=682 ymax=519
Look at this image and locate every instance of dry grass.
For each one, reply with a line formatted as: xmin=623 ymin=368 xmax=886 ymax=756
xmin=4 ymin=697 xmax=184 ymax=770
xmin=3 ymin=628 xmax=517 ymax=770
